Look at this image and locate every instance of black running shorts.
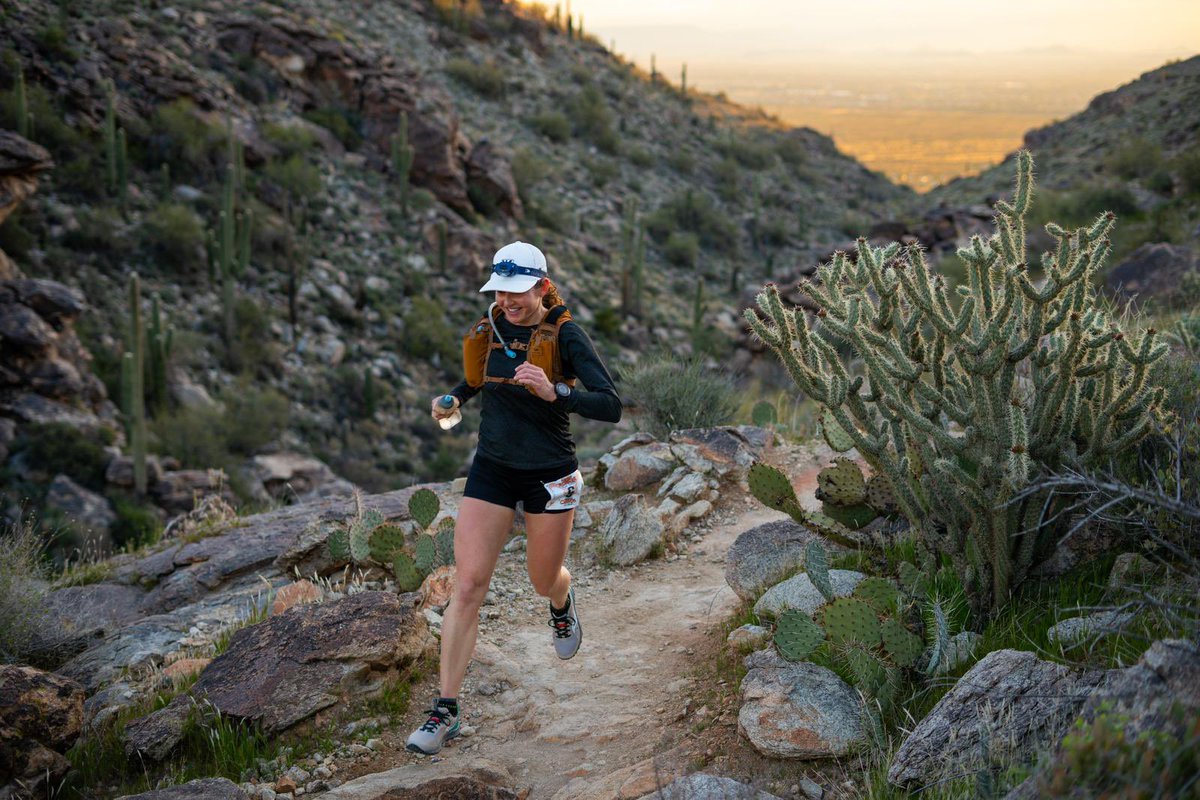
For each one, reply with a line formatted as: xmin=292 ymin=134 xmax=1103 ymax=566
xmin=464 ymin=453 xmax=583 ymax=514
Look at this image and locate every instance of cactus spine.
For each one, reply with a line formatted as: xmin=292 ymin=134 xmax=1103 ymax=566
xmin=744 ymin=151 xmax=1167 ymax=616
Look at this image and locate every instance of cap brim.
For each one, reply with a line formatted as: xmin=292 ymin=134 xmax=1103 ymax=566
xmin=479 ymin=274 xmax=540 ymax=293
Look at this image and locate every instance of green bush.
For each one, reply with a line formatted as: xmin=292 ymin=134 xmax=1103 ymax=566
xmin=715 ymin=134 xmax=775 ymax=170
xmin=775 ymin=136 xmax=808 ymax=167
xmin=150 ymin=382 xmax=289 ymax=472
xmin=261 ymin=122 xmax=317 ymax=159
xmin=667 ymin=149 xmax=694 ymax=175
xmin=36 ymin=22 xmax=76 ymax=62
xmin=141 ymin=202 xmax=205 ymax=272
xmin=1174 ymin=148 xmax=1200 ymax=195
xmin=584 ymin=156 xmax=618 ymax=187
xmin=644 ymin=190 xmax=737 ymax=253
xmin=1106 ymin=137 xmax=1163 ymax=180
xmin=302 ymin=106 xmax=362 ymax=149
xmin=622 ymin=351 xmax=738 ymax=439
xmin=13 ymin=423 xmax=112 ymax=490
xmin=0 ymin=210 xmax=36 ymax=261
xmin=263 ymin=154 xmax=321 ymax=198
xmin=714 ymin=157 xmax=739 ymax=201
xmin=663 ymin=231 xmax=699 ymax=266
xmin=64 ymin=207 xmax=133 ymax=263
xmin=223 ymin=382 xmax=289 ymax=456
xmin=566 ymin=84 xmax=619 ymax=154
xmin=107 ymin=494 xmax=162 ymax=549
xmin=527 ymin=111 xmax=570 ymax=143
xmin=627 ymin=146 xmax=654 ymax=168
xmin=401 ymin=295 xmax=459 ymax=366
xmin=444 ymin=58 xmax=506 ymax=98
xmin=150 ymin=99 xmax=223 ymax=181
xmin=510 ymin=146 xmax=549 ymax=202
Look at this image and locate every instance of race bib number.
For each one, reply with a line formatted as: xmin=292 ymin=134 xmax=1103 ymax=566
xmin=543 ymin=469 xmax=584 ymax=511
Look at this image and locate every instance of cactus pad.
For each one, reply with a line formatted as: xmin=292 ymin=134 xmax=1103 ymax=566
xmin=803 ymin=511 xmax=860 ymax=548
xmin=819 ymin=501 xmax=878 ymax=530
xmin=898 ymin=561 xmax=927 ymax=597
xmin=854 ymin=576 xmax=901 ymax=614
xmin=415 ymin=534 xmax=436 ymax=575
xmin=349 ymin=519 xmax=371 ymax=564
xmin=820 ymin=408 xmax=855 ymax=452
xmin=822 ymin=598 xmax=882 ymax=646
xmin=751 ymin=400 xmax=778 ymax=428
xmin=747 ymin=463 xmax=801 ymax=513
xmin=408 ymin=488 xmax=440 ymax=530
xmin=865 ymin=473 xmax=898 ymax=515
xmin=804 ymin=540 xmax=834 ymax=602
xmin=360 ymin=509 xmax=384 ymax=532
xmin=774 ymin=610 xmax=825 ymax=662
xmin=327 ymin=524 xmax=350 ymax=563
xmin=881 ymin=618 xmax=923 ymax=667
xmin=369 ymin=524 xmax=406 ymax=564
xmin=435 ymin=518 xmax=455 ymax=567
xmin=844 ymin=644 xmax=887 ymax=695
xmin=392 ymin=551 xmax=424 ymax=593
xmin=816 ymin=458 xmax=867 ymax=505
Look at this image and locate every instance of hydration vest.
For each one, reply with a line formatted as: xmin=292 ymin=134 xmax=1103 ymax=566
xmin=463 ymin=304 xmax=577 ymax=395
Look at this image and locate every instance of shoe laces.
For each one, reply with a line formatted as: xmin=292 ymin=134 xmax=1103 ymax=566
xmin=419 ymin=706 xmax=453 ymax=733
xmin=548 ymin=613 xmax=575 ymax=639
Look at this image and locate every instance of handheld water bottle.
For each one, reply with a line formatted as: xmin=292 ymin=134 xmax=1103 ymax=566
xmin=437 ymin=395 xmax=461 ymax=430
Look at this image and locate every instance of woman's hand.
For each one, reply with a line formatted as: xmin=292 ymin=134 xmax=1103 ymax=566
xmin=430 ymin=394 xmax=460 ymax=421
xmin=514 ymin=363 xmax=556 ymax=401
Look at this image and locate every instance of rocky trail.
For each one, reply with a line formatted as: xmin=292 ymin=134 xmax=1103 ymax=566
xmin=348 ymin=501 xmax=790 ymax=799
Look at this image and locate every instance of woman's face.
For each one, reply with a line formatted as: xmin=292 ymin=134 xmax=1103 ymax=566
xmin=495 ymin=283 xmax=545 ymax=326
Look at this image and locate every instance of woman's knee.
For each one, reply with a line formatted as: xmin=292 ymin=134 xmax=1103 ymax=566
xmin=452 ymin=571 xmax=491 ymax=607
xmin=528 ymin=565 xmax=564 ymax=597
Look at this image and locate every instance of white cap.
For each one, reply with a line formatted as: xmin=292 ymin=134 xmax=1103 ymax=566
xmin=479 ymin=241 xmax=549 ymax=294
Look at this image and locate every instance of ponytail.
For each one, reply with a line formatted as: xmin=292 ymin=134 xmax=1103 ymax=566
xmin=540 ymin=278 xmax=565 ymax=309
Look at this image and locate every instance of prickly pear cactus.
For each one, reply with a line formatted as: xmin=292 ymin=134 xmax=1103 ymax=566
xmin=435 ymin=518 xmax=455 ymax=567
xmin=774 ymin=610 xmax=825 ymax=661
xmin=752 ymin=400 xmax=778 ymax=428
xmin=865 ymin=473 xmax=898 ymax=516
xmin=819 ymin=502 xmax=878 ymax=531
xmin=845 ymin=643 xmax=887 ymax=694
xmin=898 ymin=561 xmax=929 ymax=598
xmin=816 ymin=458 xmax=868 ymax=506
xmin=805 ymin=539 xmax=835 ymax=602
xmin=360 ymin=509 xmax=384 ymax=532
xmin=327 ymin=524 xmax=351 ymax=563
xmin=925 ymin=599 xmax=950 ymax=676
xmin=349 ymin=518 xmax=372 ymax=564
xmin=369 ymin=524 xmax=406 ymax=564
xmin=748 ymin=462 xmax=802 ymax=515
xmin=409 ymin=488 xmax=440 ymax=530
xmin=822 ymin=598 xmax=882 ymax=645
xmin=393 ymin=551 xmax=424 ymax=593
xmin=854 ymin=576 xmax=902 ymax=614
xmin=881 ymin=617 xmax=924 ymax=668
xmin=820 ymin=407 xmax=855 ymax=453
xmin=415 ymin=534 xmax=437 ymax=575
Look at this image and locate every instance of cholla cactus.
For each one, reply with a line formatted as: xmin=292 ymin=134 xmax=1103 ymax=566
xmin=745 ymin=151 xmax=1166 ymax=616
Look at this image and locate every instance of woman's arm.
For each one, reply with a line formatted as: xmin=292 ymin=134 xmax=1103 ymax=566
xmin=559 ymin=323 xmax=622 ymax=423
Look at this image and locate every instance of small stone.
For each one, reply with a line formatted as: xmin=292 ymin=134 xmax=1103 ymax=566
xmin=275 ymin=775 xmax=297 ymax=794
xmin=364 ymin=738 xmax=380 ymax=751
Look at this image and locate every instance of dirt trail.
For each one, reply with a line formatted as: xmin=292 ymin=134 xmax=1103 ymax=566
xmin=350 ymin=445 xmax=830 ymax=798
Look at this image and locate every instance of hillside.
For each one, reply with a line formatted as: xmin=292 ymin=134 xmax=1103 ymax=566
xmin=0 ymin=0 xmax=910 ymax=539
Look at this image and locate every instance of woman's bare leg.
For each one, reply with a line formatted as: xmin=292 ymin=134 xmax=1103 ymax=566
xmin=439 ymin=497 xmax=513 ymax=698
xmin=524 ymin=509 xmax=576 ymax=607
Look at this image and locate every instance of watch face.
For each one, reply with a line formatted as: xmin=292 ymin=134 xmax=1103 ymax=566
xmin=555 ymin=382 xmax=571 ymax=397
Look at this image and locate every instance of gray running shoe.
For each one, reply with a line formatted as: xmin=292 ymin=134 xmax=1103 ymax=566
xmin=548 ymin=586 xmax=582 ymax=660
xmin=405 ymin=701 xmax=460 ymax=755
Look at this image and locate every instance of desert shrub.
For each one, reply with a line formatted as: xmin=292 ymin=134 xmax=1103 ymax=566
xmin=627 ymin=146 xmax=654 ymax=168
xmin=713 ymin=157 xmax=739 ymax=202
xmin=302 ymin=106 xmax=361 ymax=149
xmin=527 ymin=110 xmax=570 ymax=143
xmin=592 ymin=305 xmax=621 ymax=340
xmin=1106 ymin=137 xmax=1163 ymax=180
xmin=644 ymin=190 xmax=737 ymax=253
xmin=150 ymin=383 xmax=289 ymax=471
xmin=584 ymin=156 xmax=618 ymax=187
xmin=0 ymin=209 xmax=36 ymax=260
xmin=510 ymin=146 xmax=549 ymax=202
xmin=715 ymin=134 xmax=774 ymax=170
xmin=663 ymin=231 xmax=699 ymax=266
xmin=107 ymin=494 xmax=162 ymax=549
xmin=36 ymin=22 xmax=76 ymax=62
xmin=141 ymin=201 xmax=205 ymax=272
xmin=0 ymin=519 xmax=50 ymax=664
xmin=775 ymin=136 xmax=808 ymax=167
xmin=149 ymin=99 xmax=223 ymax=182
xmin=527 ymin=194 xmax=571 ymax=233
xmin=1175 ymin=148 xmax=1200 ymax=195
xmin=263 ymin=154 xmax=321 ymax=198
xmin=666 ymin=149 xmax=694 ymax=175
xmin=13 ymin=423 xmax=112 ymax=491
xmin=261 ymin=122 xmax=317 ymax=159
xmin=400 ymin=295 xmax=458 ymax=366
xmin=64 ymin=206 xmax=133 ymax=262
xmin=622 ymin=351 xmax=738 ymax=439
xmin=444 ymin=58 xmax=506 ymax=98
xmin=566 ymin=84 xmax=619 ymax=154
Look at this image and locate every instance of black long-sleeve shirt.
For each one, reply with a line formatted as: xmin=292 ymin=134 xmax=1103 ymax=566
xmin=449 ymin=315 xmax=622 ymax=471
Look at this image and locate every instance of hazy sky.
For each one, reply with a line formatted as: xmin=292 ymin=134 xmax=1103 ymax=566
xmin=565 ymin=0 xmax=1200 ymax=76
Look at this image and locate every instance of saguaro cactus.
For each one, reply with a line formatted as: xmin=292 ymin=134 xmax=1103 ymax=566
xmin=15 ymin=64 xmax=29 ymax=139
xmin=745 ymin=151 xmax=1166 ymax=616
xmin=391 ymin=111 xmax=415 ymax=217
xmin=124 ymin=273 xmax=148 ymax=496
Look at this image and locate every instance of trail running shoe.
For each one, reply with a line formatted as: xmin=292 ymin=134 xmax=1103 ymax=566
xmin=549 ymin=586 xmax=582 ymax=660
xmin=405 ymin=701 xmax=460 ymax=755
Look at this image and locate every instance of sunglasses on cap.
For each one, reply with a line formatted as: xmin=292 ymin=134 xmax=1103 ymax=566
xmin=491 ymin=259 xmax=546 ymax=279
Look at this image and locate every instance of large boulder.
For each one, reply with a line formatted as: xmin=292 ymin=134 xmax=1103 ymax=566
xmin=725 ymin=519 xmax=820 ymax=602
xmin=43 ymin=473 xmax=117 ymax=546
xmin=117 ymin=778 xmax=248 ymax=799
xmin=0 ymin=666 xmax=85 ymax=797
xmin=888 ymin=649 xmax=1108 ymax=789
xmin=598 ymin=494 xmax=665 ymax=566
xmin=603 ymin=442 xmax=676 ymax=491
xmin=244 ymin=452 xmax=352 ymax=503
xmin=669 ymin=426 xmax=773 ymax=477
xmin=0 ymin=131 xmax=53 ymax=227
xmin=753 ymin=570 xmax=865 ymax=620
xmin=738 ymin=649 xmax=867 ymax=759
xmin=1105 ymin=242 xmax=1197 ymax=308
xmin=466 ymin=139 xmax=523 ymax=219
xmin=320 ymin=758 xmax=521 ymax=799
xmin=124 ymin=591 xmax=430 ymax=761
xmin=27 ymin=583 xmax=147 ymax=665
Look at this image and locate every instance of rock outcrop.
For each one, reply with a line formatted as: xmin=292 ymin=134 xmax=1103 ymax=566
xmin=725 ymin=519 xmax=819 ymax=602
xmin=320 ymin=758 xmax=521 ymax=799
xmin=0 ymin=665 xmax=86 ymax=798
xmin=599 ymin=493 xmax=665 ymax=566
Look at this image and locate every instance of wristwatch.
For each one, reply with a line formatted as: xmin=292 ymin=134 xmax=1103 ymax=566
xmin=555 ymin=382 xmax=572 ymax=399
